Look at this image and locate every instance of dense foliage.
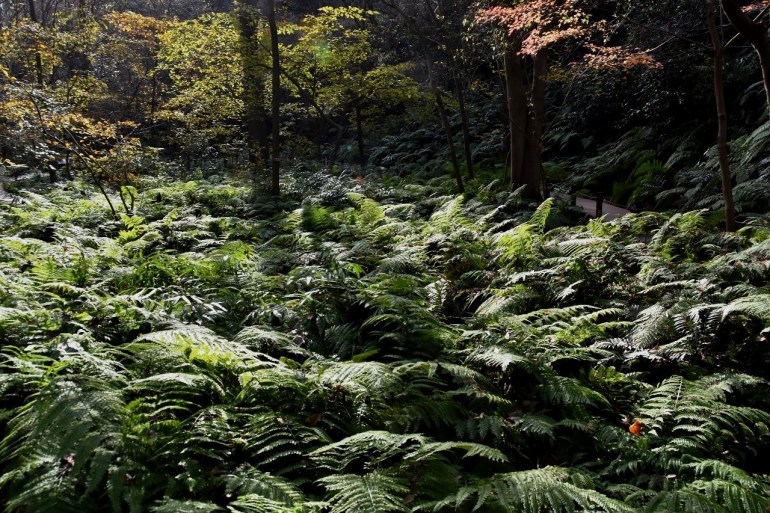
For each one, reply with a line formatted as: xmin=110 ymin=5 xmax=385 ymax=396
xmin=3 ymin=0 xmax=770 ymax=511
xmin=1 ymin=172 xmax=769 ymax=511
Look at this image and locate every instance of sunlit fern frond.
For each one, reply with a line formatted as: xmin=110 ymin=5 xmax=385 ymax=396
xmin=223 ymin=465 xmax=307 ymax=508
xmin=429 ymin=466 xmax=633 ymax=513
xmin=243 ymin=412 xmax=329 ymax=474
xmin=133 ymin=325 xmax=268 ymax=368
xmin=539 ymin=374 xmax=610 ymax=408
xmin=427 ymin=196 xmax=471 ymax=233
xmin=630 ymin=304 xmax=672 ymax=348
xmin=638 ymin=374 xmax=770 ymax=464
xmin=310 ymin=431 xmax=427 ymax=471
xmin=316 ymin=470 xmax=410 ymax=513
xmin=233 ymin=325 xmax=308 ymax=358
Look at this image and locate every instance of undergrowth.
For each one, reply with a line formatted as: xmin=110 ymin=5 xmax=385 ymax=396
xmin=0 ymin=172 xmax=769 ymax=512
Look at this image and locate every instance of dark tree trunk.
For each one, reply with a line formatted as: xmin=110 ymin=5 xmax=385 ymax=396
xmin=267 ymin=0 xmax=280 ymax=197
xmin=27 ymin=0 xmax=43 ymax=87
xmin=503 ymin=41 xmax=526 ymax=190
xmin=426 ymin=56 xmax=464 ymax=194
xmin=521 ymin=48 xmax=547 ymax=199
xmin=503 ymin=41 xmax=546 ymax=199
xmin=63 ymin=152 xmax=73 ymax=180
xmin=238 ymin=1 xmax=269 ymax=181
xmin=704 ymin=0 xmax=736 ymax=231
xmin=355 ymin=104 xmax=365 ymax=164
xmin=454 ymin=75 xmax=474 ymax=179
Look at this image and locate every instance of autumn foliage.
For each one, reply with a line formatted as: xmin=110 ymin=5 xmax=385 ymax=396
xmin=476 ymin=0 xmax=659 ymax=69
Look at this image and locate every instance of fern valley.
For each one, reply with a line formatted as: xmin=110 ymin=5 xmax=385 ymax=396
xmin=0 ymin=171 xmax=768 ymax=512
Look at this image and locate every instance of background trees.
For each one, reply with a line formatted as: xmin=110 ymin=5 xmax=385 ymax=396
xmin=1 ymin=0 xmax=770 ymax=219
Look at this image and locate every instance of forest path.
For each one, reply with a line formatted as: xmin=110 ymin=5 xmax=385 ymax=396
xmin=575 ymin=196 xmax=632 ymax=221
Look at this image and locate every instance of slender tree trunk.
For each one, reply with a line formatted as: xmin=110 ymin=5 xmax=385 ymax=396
xmin=355 ymin=104 xmax=365 ymax=164
xmin=27 ymin=0 xmax=43 ymax=88
xmin=150 ymin=73 xmax=158 ymax=115
xmin=454 ymin=75 xmax=474 ymax=179
xmin=64 ymin=151 xmax=73 ymax=180
xmin=704 ymin=0 xmax=736 ymax=231
xmin=521 ymin=48 xmax=547 ymax=199
xmin=721 ymin=0 xmax=770 ymax=116
xmin=426 ymin=55 xmax=464 ymax=193
xmin=503 ymin=40 xmax=527 ymax=190
xmin=267 ymin=0 xmax=280 ymax=197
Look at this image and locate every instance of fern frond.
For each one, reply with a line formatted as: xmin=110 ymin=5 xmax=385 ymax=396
xmin=317 ymin=471 xmax=410 ymax=513
xmin=318 ymin=361 xmax=401 ymax=392
xmin=233 ymin=326 xmax=307 ymax=357
xmin=434 ymin=467 xmax=634 ymax=512
xmin=227 ymin=495 xmax=312 ymax=513
xmin=1 ymin=379 xmax=124 ymax=512
xmin=465 ymin=347 xmax=530 ymax=372
xmin=134 ymin=326 xmax=265 ymax=368
xmin=405 ymin=440 xmax=508 ymax=463
xmin=631 ymin=304 xmax=671 ymax=348
xmin=540 ymin=375 xmax=610 ymax=407
xmin=244 ymin=413 xmax=329 ymax=471
xmin=224 ymin=466 xmax=306 ymax=507
xmin=310 ymin=431 xmax=426 ymax=470
xmin=529 ymin=198 xmax=554 ymax=232
xmin=721 ymin=294 xmax=770 ymax=322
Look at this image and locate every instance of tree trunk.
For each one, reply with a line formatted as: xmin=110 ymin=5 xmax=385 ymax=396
xmin=704 ymin=0 xmax=736 ymax=231
xmin=426 ymin=55 xmax=464 ymax=193
xmin=238 ymin=1 xmax=269 ymax=181
xmin=27 ymin=0 xmax=43 ymax=87
xmin=521 ymin=48 xmax=547 ymax=199
xmin=503 ymin=40 xmax=527 ymax=190
xmin=64 ymin=152 xmax=73 ymax=180
xmin=454 ymin=75 xmax=474 ymax=179
xmin=355 ymin=104 xmax=365 ymax=164
xmin=267 ymin=0 xmax=280 ymax=197
xmin=721 ymin=0 xmax=770 ymax=116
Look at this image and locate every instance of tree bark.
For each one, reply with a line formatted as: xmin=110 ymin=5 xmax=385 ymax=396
xmin=426 ymin=56 xmax=464 ymax=194
xmin=704 ymin=0 xmax=736 ymax=231
xmin=521 ymin=48 xmax=547 ymax=199
xmin=454 ymin=75 xmax=474 ymax=179
xmin=267 ymin=0 xmax=280 ymax=197
xmin=355 ymin=104 xmax=365 ymax=164
xmin=503 ymin=41 xmax=527 ymax=190
xmin=238 ymin=1 xmax=269 ymax=182
xmin=27 ymin=0 xmax=43 ymax=88
xmin=721 ymin=0 xmax=770 ymax=116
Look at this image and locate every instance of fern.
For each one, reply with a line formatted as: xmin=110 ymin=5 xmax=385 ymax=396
xmin=432 ymin=466 xmax=634 ymax=512
xmin=224 ymin=466 xmax=307 ymax=506
xmin=317 ymin=471 xmax=410 ymax=513
xmin=1 ymin=379 xmax=125 ymax=512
